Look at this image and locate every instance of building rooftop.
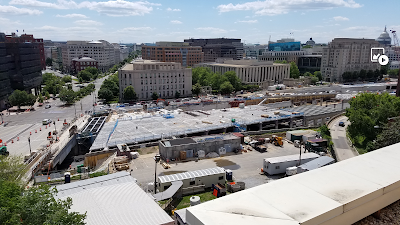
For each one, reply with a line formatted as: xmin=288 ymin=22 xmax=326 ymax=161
xmin=158 ymin=167 xmax=225 ymax=184
xmin=56 ymin=172 xmax=174 ymax=225
xmin=298 ymin=156 xmax=335 ymax=171
xmin=187 ymin=143 xmax=400 ymax=225
xmin=72 ymin=57 xmax=96 ymax=62
xmin=265 ymin=152 xmax=320 ymax=164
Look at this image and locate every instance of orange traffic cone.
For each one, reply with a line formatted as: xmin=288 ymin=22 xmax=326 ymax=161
xmin=11 ymin=139 xmax=13 ymax=143
xmin=4 ymin=142 xmax=6 ymax=146
xmin=35 ymin=130 xmax=37 ymax=133
xmin=40 ymin=128 xmax=41 ymax=131
xmin=46 ymin=125 xmax=47 ymax=129
xmin=30 ymin=132 xmax=32 ymax=135
xmin=17 ymin=137 xmax=19 ymax=141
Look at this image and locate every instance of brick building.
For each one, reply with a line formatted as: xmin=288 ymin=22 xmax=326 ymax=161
xmin=72 ymin=57 xmax=98 ymax=73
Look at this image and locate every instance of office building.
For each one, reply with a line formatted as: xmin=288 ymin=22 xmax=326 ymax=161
xmin=184 ymin=38 xmax=244 ymax=62
xmin=118 ymin=59 xmax=192 ymax=100
xmin=244 ymin=44 xmax=268 ymax=59
xmin=5 ymin=33 xmax=45 ymax=70
xmin=119 ymin=44 xmax=130 ymax=61
xmin=321 ymin=38 xmax=381 ymax=82
xmin=259 ymin=51 xmax=305 ymax=62
xmin=268 ymin=41 xmax=301 ymax=51
xmin=0 ymin=33 xmax=43 ymax=109
xmin=72 ymin=57 xmax=98 ymax=73
xmin=297 ymin=55 xmax=322 ymax=73
xmin=141 ymin=42 xmax=203 ymax=67
xmin=195 ymin=59 xmax=290 ymax=87
xmin=62 ymin=40 xmax=119 ymax=73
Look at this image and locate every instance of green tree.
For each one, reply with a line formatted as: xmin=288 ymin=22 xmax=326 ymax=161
xmin=175 ymin=91 xmax=181 ymax=99
xmin=77 ymin=70 xmax=92 ymax=82
xmin=85 ymin=67 xmax=100 ymax=79
xmin=220 ymin=81 xmax=234 ymax=95
xmin=42 ymin=73 xmax=57 ymax=84
xmin=61 ymin=75 xmax=72 ymax=83
xmin=223 ymin=71 xmax=242 ymax=91
xmin=38 ymin=93 xmax=44 ymax=103
xmin=366 ymin=70 xmax=374 ymax=79
xmin=289 ymin=62 xmax=300 ymax=79
xmin=359 ymin=69 xmax=367 ymax=81
xmin=192 ymin=67 xmax=213 ymax=86
xmin=45 ymin=57 xmax=53 ymax=67
xmin=26 ymin=94 xmax=36 ymax=106
xmin=352 ymin=71 xmax=359 ymax=81
xmin=274 ymin=60 xmax=288 ymax=64
xmin=44 ymin=91 xmax=50 ymax=100
xmin=192 ymin=83 xmax=202 ymax=97
xmin=151 ymin=92 xmax=159 ymax=100
xmin=310 ymin=76 xmax=319 ymax=85
xmin=388 ymin=69 xmax=399 ymax=77
xmin=314 ymin=71 xmax=322 ymax=81
xmin=342 ymin=72 xmax=351 ymax=82
xmin=380 ymin=65 xmax=388 ymax=75
xmin=101 ymin=78 xmax=119 ymax=96
xmin=59 ymin=88 xmax=76 ymax=104
xmin=98 ymin=88 xmax=114 ymax=102
xmin=303 ymin=72 xmax=312 ymax=77
xmin=366 ymin=118 xmax=400 ymax=151
xmin=374 ymin=69 xmax=381 ymax=80
xmin=0 ymin=155 xmax=27 ymax=184
xmin=346 ymin=93 xmax=400 ymax=149
xmin=8 ymin=90 xmax=28 ymax=109
xmin=123 ymin=86 xmax=137 ymax=101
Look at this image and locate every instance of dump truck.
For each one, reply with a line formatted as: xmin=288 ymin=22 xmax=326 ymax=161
xmin=0 ymin=146 xmax=9 ymax=156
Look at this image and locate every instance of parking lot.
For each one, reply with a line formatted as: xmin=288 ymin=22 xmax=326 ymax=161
xmin=130 ymin=139 xmax=302 ymax=190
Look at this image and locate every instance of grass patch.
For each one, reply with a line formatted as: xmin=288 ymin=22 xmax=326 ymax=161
xmin=175 ymin=191 xmax=217 ymax=210
xmin=72 ymin=78 xmax=79 ymax=82
xmin=89 ymin=171 xmax=108 ymax=178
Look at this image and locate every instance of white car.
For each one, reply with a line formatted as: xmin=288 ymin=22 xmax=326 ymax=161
xmin=42 ymin=119 xmax=52 ymax=125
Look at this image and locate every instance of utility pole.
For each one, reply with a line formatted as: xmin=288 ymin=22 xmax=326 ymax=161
xmin=28 ymin=137 xmax=31 ymax=154
xmin=154 ymin=154 xmax=161 ymax=194
xmin=81 ymin=100 xmax=83 ymax=113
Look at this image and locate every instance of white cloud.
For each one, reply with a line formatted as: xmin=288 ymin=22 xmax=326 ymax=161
xmin=81 ymin=0 xmax=160 ymax=16
xmin=166 ymin=7 xmax=180 ymax=11
xmin=235 ymin=20 xmax=258 ymax=23
xmin=196 ymin=27 xmax=227 ymax=34
xmin=74 ymin=20 xmax=103 ymax=26
xmin=9 ymin=0 xmax=78 ymax=9
xmin=343 ymin=26 xmax=370 ymax=31
xmin=56 ymin=13 xmax=88 ymax=18
xmin=0 ymin=5 xmax=42 ymax=15
xmin=333 ymin=16 xmax=349 ymax=21
xmin=119 ymin=27 xmax=154 ymax=32
xmin=217 ymin=0 xmax=362 ymax=15
xmin=10 ymin=0 xmax=161 ymax=16
xmin=170 ymin=20 xmax=182 ymax=24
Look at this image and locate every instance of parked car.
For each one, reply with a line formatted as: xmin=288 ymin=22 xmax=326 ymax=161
xmin=339 ymin=121 xmax=345 ymax=127
xmin=42 ymin=119 xmax=52 ymax=125
xmin=45 ymin=104 xmax=51 ymax=109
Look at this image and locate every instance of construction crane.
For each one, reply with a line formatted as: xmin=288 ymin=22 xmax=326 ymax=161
xmin=390 ymin=30 xmax=400 ymax=97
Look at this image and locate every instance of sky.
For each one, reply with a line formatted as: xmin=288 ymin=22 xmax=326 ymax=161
xmin=0 ymin=0 xmax=399 ymax=44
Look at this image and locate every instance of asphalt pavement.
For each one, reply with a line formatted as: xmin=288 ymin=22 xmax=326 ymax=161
xmin=328 ymin=115 xmax=358 ymax=161
xmin=0 ymin=75 xmax=108 ymax=157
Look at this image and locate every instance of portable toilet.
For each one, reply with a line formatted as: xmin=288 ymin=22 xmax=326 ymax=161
xmin=226 ymin=169 xmax=233 ymax=181
xmin=64 ymin=172 xmax=71 ymax=183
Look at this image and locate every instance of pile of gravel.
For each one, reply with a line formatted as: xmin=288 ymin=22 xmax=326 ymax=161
xmin=353 ymin=200 xmax=400 ymax=225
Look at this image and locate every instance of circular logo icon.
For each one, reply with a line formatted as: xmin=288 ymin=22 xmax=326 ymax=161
xmin=378 ymin=55 xmax=389 ymax=66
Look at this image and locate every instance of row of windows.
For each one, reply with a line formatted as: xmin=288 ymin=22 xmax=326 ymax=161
xmin=140 ymin=84 xmax=185 ymax=91
xmin=140 ymin=78 xmax=185 ymax=84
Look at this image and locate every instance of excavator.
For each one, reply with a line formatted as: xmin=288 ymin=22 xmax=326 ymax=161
xmin=0 ymin=146 xmax=9 ymax=156
xmin=269 ymin=135 xmax=283 ymax=147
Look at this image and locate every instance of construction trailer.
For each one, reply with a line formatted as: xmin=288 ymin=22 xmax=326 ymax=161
xmin=263 ymin=153 xmax=320 ymax=175
xmin=297 ymin=156 xmax=335 ymax=173
xmin=159 ymin=134 xmax=241 ymax=161
xmin=157 ymin=167 xmax=226 ymax=195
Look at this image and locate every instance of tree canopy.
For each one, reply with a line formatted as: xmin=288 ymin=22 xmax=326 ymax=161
xmin=314 ymin=71 xmax=322 ymax=81
xmin=220 ymin=81 xmax=234 ymax=95
xmin=8 ymin=90 xmax=36 ymax=109
xmin=346 ymin=93 xmax=400 ymax=151
xmin=61 ymin=75 xmax=72 ymax=83
xmin=123 ymin=86 xmax=137 ymax=101
xmin=151 ymin=92 xmax=159 ymax=100
xmin=45 ymin=57 xmax=53 ymax=67
xmin=98 ymin=88 xmax=114 ymax=102
xmin=59 ymin=88 xmax=76 ymax=104
xmin=289 ymin=62 xmax=300 ymax=79
xmin=191 ymin=67 xmax=244 ymax=94
xmin=192 ymin=83 xmax=202 ymax=96
xmin=366 ymin=118 xmax=400 ymax=151
xmin=98 ymin=74 xmax=119 ymax=103
xmin=0 ymin=155 xmax=86 ymax=225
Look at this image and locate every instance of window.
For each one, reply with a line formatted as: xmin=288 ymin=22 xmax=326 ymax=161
xmin=218 ymin=176 xmax=224 ymax=180
xmin=189 ymin=181 xmax=195 ymax=185
xmin=275 ymin=166 xmax=280 ymax=169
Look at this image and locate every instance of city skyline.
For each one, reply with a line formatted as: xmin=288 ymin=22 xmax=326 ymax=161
xmin=0 ymin=0 xmax=399 ymax=44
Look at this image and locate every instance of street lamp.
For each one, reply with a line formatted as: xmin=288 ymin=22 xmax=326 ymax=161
xmin=28 ymin=137 xmax=31 ymax=154
xmin=154 ymin=154 xmax=161 ymax=194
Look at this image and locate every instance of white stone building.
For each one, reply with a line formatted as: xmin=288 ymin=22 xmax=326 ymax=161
xmin=195 ymin=59 xmax=290 ymax=88
xmin=118 ymin=60 xmax=192 ymax=100
xmin=258 ymin=51 xmax=305 ymax=62
xmin=62 ymin=40 xmax=119 ymax=73
xmin=321 ymin=38 xmax=381 ymax=82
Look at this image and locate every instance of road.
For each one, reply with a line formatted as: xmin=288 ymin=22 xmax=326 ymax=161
xmin=328 ymin=115 xmax=358 ymax=161
xmin=0 ymin=75 xmax=108 ymax=157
